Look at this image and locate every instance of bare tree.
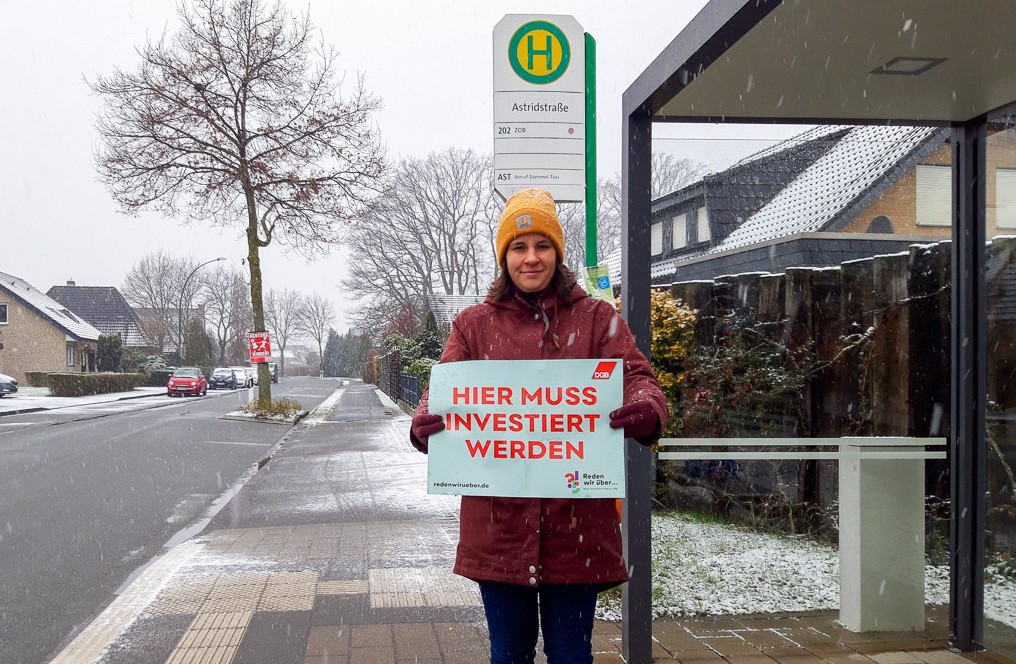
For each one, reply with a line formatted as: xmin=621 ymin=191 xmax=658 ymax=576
xmin=265 ymin=288 xmax=304 ymax=378
xmin=122 ymin=250 xmax=198 ymax=354
xmin=343 ymin=148 xmax=499 ymax=328
xmin=202 ymin=266 xmax=250 ymax=364
xmin=91 ymin=0 xmax=385 ymax=401
xmin=296 ymin=292 xmax=335 ymax=378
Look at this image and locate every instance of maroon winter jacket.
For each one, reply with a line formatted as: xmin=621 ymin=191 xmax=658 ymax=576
xmin=412 ymin=284 xmax=668 ymax=588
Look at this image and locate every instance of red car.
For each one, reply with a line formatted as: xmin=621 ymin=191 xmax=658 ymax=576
xmin=167 ymin=367 xmax=208 ymax=397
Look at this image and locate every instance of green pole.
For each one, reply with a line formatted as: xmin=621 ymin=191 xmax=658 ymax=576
xmin=584 ymin=33 xmax=597 ymax=268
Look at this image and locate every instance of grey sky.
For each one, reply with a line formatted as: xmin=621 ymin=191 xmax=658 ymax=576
xmin=1 ymin=0 xmax=806 ymax=332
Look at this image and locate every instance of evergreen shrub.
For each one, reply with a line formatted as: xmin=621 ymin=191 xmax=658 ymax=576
xmin=46 ymin=372 xmax=144 ymax=397
xmin=24 ymin=372 xmax=50 ymax=387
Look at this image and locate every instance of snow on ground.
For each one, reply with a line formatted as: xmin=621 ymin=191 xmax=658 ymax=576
xmin=596 ymin=511 xmax=1016 ymax=629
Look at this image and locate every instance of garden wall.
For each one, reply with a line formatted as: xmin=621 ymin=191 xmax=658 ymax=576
xmin=666 ymin=235 xmax=1016 ymax=546
xmin=666 ymin=238 xmax=956 ymax=527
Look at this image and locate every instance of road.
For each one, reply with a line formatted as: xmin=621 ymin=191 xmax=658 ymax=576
xmin=0 ymin=377 xmax=341 ymax=664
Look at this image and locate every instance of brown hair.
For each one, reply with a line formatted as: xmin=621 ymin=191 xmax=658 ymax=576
xmin=487 ymin=261 xmax=578 ymax=302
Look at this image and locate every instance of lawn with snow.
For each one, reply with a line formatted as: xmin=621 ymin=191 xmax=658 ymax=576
xmin=596 ymin=510 xmax=1016 ymax=629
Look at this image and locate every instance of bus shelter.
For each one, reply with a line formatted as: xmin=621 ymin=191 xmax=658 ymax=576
xmin=620 ymin=2 xmax=1016 ymax=662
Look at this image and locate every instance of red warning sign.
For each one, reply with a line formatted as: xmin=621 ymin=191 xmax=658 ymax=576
xmin=248 ymin=331 xmax=271 ymax=363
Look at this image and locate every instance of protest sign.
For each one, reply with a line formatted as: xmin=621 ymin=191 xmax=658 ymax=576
xmin=427 ymin=358 xmax=624 ymax=498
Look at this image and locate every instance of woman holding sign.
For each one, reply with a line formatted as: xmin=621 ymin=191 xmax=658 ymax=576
xmin=410 ymin=188 xmax=667 ymax=664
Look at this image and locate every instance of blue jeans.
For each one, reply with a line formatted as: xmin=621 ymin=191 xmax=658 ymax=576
xmin=478 ymin=581 xmax=599 ymax=664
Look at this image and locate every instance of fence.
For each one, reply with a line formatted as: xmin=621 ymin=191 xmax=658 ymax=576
xmin=375 ymin=349 xmax=422 ymax=408
xmin=664 ymin=235 xmax=1015 ymax=548
xmin=663 ymin=238 xmax=952 ymax=525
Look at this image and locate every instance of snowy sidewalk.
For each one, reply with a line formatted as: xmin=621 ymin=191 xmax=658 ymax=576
xmin=48 ymin=380 xmax=979 ymax=664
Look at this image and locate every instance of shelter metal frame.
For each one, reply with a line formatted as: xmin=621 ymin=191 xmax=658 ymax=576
xmin=619 ymin=1 xmax=1016 ymax=659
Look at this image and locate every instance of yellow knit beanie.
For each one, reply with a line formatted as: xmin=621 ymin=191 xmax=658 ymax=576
xmin=495 ymin=188 xmax=565 ymax=265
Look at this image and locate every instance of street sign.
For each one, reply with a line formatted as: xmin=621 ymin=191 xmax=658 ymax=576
xmin=493 ymin=15 xmax=585 ymax=202
xmin=247 ymin=331 xmax=271 ymax=363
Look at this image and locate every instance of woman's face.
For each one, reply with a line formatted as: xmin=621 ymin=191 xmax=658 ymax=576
xmin=506 ymin=233 xmax=557 ymax=293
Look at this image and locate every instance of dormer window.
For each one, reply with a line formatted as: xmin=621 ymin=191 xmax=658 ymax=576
xmin=916 ymin=164 xmax=952 ymax=227
xmin=672 ymin=213 xmax=688 ymax=250
xmin=996 ymin=167 xmax=1016 ymax=229
xmin=696 ymin=206 xmax=710 ymax=243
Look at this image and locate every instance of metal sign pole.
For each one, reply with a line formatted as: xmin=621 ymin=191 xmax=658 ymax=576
xmin=585 ymin=33 xmax=597 ymax=268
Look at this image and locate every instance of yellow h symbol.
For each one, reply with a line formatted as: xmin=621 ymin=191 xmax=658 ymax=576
xmin=527 ymin=34 xmax=554 ymax=72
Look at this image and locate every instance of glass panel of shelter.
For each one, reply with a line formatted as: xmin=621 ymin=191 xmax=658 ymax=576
xmin=983 ymin=116 xmax=1016 ymax=658
xmin=651 ymin=126 xmax=953 ymax=632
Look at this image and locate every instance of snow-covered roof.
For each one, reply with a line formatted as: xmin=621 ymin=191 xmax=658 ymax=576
xmin=0 ymin=271 xmax=101 ymax=341
xmin=709 ymin=125 xmax=939 ymax=253
xmin=606 ymin=125 xmax=944 ymax=287
xmin=425 ymin=294 xmax=486 ymax=323
xmin=46 ymin=284 xmax=148 ymax=347
xmin=603 ymin=249 xmax=677 ymax=287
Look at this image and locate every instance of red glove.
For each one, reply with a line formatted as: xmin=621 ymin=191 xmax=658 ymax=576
xmin=410 ymin=413 xmax=444 ymax=454
xmin=609 ymin=401 xmax=661 ymax=442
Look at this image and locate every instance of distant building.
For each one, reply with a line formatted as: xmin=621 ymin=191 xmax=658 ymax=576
xmin=606 ymin=125 xmax=1016 ymax=286
xmin=424 ymin=294 xmax=486 ymax=324
xmin=0 ymin=271 xmax=101 ymax=383
xmin=47 ymin=280 xmax=150 ymax=349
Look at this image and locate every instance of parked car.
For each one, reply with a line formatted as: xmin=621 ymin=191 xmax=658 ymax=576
xmin=208 ymin=367 xmax=238 ymax=390
xmin=230 ymin=366 xmax=255 ymax=388
xmin=268 ymin=362 xmax=279 ymax=383
xmin=166 ymin=367 xmax=208 ymax=397
xmin=0 ymin=373 xmax=18 ymax=397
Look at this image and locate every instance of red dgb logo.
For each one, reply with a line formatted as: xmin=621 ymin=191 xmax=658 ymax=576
xmin=591 ymin=361 xmax=617 ymax=379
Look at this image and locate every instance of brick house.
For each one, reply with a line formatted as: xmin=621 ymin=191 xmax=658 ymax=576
xmin=608 ymin=125 xmax=1016 ymax=285
xmin=0 ymin=271 xmax=101 ymax=383
xmin=46 ymin=280 xmax=150 ymax=350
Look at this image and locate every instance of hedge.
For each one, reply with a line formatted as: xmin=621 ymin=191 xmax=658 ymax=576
xmin=24 ymin=372 xmax=49 ymax=387
xmin=142 ymin=369 xmax=174 ymax=387
xmin=46 ymin=372 xmax=145 ymax=397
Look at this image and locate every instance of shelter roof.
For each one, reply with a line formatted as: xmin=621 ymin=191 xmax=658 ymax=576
xmin=625 ymin=0 xmax=1016 ymax=126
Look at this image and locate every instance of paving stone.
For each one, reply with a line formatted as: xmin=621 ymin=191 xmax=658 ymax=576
xmin=302 ymin=656 xmax=348 ymax=664
xmin=724 ymin=655 xmax=780 ymax=664
xmin=853 ymin=641 xmax=951 ymax=655
xmin=305 ymin=625 xmax=349 ymax=658
xmin=738 ymin=631 xmax=801 ymax=648
xmin=348 ymin=646 xmax=397 ymax=664
xmin=803 ymin=642 xmax=855 ymax=655
xmin=350 ymin=624 xmax=394 ymax=649
xmin=907 ymin=651 xmax=977 ymax=664
xmin=674 ymin=652 xmax=729 ymax=664
xmin=310 ymin=594 xmax=369 ymax=626
xmin=393 ymin=623 xmax=441 ymax=660
xmin=869 ymin=652 xmax=927 ymax=664
xmin=818 ymin=654 xmax=880 ymax=664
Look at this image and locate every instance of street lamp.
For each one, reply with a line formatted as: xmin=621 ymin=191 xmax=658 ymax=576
xmin=178 ymin=257 xmax=226 ymax=362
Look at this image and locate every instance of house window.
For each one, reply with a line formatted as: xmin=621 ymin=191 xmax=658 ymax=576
xmin=67 ymin=344 xmax=75 ymax=367
xmin=651 ymin=222 xmax=663 ymax=256
xmin=867 ymin=215 xmax=894 ymax=234
xmin=696 ymin=206 xmax=710 ymax=243
xmin=0 ymin=303 xmax=7 ymax=325
xmin=672 ymin=213 xmax=687 ymax=250
xmin=996 ymin=168 xmax=1016 ymax=229
xmin=916 ymin=164 xmax=952 ymax=227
